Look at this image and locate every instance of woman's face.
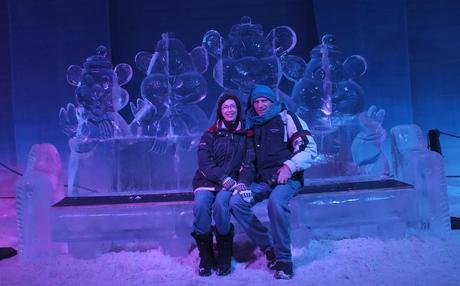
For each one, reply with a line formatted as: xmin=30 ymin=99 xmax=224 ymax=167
xmin=221 ymin=99 xmax=238 ymax=122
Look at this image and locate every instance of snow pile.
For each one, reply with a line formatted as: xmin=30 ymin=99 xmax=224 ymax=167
xmin=1 ymin=184 xmax=460 ymax=285
xmin=1 ymin=234 xmax=459 ymax=286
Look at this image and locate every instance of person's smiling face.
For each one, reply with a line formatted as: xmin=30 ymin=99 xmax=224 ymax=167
xmin=253 ymin=96 xmax=273 ymax=116
xmin=221 ymin=99 xmax=238 ymax=121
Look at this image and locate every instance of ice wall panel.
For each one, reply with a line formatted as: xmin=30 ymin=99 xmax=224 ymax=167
xmin=8 ymin=0 xmax=111 ymax=168
xmin=312 ymin=0 xmax=413 ymax=129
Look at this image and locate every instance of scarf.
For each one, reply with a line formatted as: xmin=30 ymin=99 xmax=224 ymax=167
xmin=245 ymin=101 xmax=282 ymax=129
xmin=223 ymin=119 xmax=240 ymax=132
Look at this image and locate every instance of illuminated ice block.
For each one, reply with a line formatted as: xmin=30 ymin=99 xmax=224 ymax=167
xmin=390 ymin=124 xmax=451 ymax=235
xmin=16 ymin=144 xmax=64 ymax=260
xmin=249 ymin=178 xmax=418 ymax=245
xmin=67 ymin=137 xmax=199 ymax=195
xmin=20 ymin=124 xmax=449 ymax=260
xmin=51 ymin=195 xmax=194 ymax=258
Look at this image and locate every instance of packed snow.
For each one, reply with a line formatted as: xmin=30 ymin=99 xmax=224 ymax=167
xmin=1 ymin=182 xmax=460 ymax=286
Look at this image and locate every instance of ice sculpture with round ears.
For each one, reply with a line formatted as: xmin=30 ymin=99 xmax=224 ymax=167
xmin=59 ymin=45 xmax=133 ymax=138
xmin=202 ymin=16 xmax=305 ymax=109
xmin=130 ymin=33 xmax=209 ymax=151
xmin=291 ymin=34 xmax=368 ymax=128
xmin=291 ymin=34 xmax=388 ymax=177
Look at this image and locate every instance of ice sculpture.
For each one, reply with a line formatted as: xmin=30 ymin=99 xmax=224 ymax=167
xmin=202 ymin=16 xmax=305 ymax=110
xmin=63 ymin=37 xmax=209 ymax=195
xmin=291 ymin=34 xmax=388 ymax=179
xmin=16 ymin=144 xmax=64 ymax=260
xmin=289 ymin=179 xmax=418 ymax=240
xmin=51 ymin=197 xmax=194 ymax=258
xmin=107 ymin=33 xmax=210 ymax=192
xmin=60 ymin=46 xmax=133 ymax=139
xmin=59 ymin=46 xmax=134 ymax=194
xmin=292 ymin=34 xmax=366 ymax=119
xmin=390 ymin=124 xmax=451 ymax=234
xmin=131 ymin=32 xmax=209 ymax=149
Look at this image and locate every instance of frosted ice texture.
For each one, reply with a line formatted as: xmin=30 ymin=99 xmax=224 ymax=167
xmin=290 ymin=187 xmax=418 ymax=240
xmin=390 ymin=124 xmax=451 ymax=234
xmin=51 ymin=202 xmax=193 ymax=258
xmin=16 ymin=144 xmax=64 ymax=260
xmin=66 ymin=137 xmax=199 ymax=194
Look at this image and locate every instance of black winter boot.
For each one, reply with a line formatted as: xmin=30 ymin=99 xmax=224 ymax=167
xmin=264 ymin=247 xmax=276 ymax=270
xmin=0 ymin=247 xmax=17 ymax=260
xmin=273 ymin=261 xmax=293 ymax=280
xmin=214 ymin=224 xmax=234 ymax=276
xmin=191 ymin=231 xmax=215 ymax=276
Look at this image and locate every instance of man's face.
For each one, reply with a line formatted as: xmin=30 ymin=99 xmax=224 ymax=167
xmin=253 ymin=96 xmax=273 ymax=116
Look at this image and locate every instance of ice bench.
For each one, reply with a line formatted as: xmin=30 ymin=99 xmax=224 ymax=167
xmin=17 ymin=124 xmax=450 ymax=259
xmin=49 ymin=178 xmax=417 ymax=258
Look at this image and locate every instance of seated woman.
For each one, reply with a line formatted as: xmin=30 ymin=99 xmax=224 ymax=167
xmin=191 ymin=92 xmax=252 ymax=276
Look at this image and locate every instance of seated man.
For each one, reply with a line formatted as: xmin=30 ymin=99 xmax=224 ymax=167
xmin=230 ymin=84 xmax=317 ymax=280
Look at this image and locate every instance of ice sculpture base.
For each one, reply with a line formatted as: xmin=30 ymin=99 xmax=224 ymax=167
xmin=67 ymin=137 xmax=198 ymax=195
xmin=51 ymin=178 xmax=417 ymax=258
xmin=292 ymin=178 xmax=417 ymax=241
xmin=51 ymin=197 xmax=193 ymax=258
xmin=251 ymin=178 xmax=417 ymax=245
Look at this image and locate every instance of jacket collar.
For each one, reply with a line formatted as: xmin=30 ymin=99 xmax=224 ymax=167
xmin=208 ymin=120 xmax=244 ymax=134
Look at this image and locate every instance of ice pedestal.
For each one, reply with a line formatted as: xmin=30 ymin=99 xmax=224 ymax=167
xmin=58 ymin=135 xmax=201 ymax=258
xmin=250 ymin=178 xmax=418 ymax=246
xmin=390 ymin=124 xmax=451 ymax=235
xmin=51 ymin=196 xmax=194 ymax=258
xmin=292 ymin=180 xmax=417 ymax=240
xmin=16 ymin=144 xmax=64 ymax=261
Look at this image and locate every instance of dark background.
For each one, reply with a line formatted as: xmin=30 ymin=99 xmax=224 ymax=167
xmin=1 ymin=0 xmax=459 ymax=179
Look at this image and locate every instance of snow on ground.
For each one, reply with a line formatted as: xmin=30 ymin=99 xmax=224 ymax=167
xmin=1 ymin=235 xmax=460 ymax=286
xmin=1 ymin=183 xmax=460 ymax=286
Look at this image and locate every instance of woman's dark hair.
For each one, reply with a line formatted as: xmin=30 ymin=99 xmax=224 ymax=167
xmin=216 ymin=91 xmax=242 ymax=122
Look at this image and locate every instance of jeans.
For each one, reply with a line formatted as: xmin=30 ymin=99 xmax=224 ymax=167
xmin=193 ymin=190 xmax=233 ymax=235
xmin=230 ymin=180 xmax=301 ymax=262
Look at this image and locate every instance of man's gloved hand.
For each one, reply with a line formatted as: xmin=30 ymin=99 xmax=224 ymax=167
xmin=222 ymin=177 xmax=237 ymax=190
